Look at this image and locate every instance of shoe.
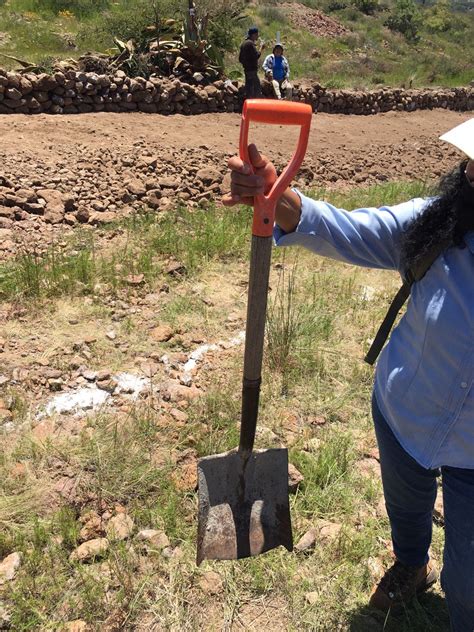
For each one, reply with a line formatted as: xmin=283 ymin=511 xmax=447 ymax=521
xmin=369 ymin=560 xmax=438 ymax=612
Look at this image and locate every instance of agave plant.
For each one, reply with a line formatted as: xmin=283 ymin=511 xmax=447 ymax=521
xmin=1 ymin=1 xmax=246 ymax=82
xmin=107 ymin=9 xmax=225 ymax=81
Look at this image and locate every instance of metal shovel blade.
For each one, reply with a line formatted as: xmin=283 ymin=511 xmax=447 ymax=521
xmin=197 ymin=448 xmax=293 ymax=565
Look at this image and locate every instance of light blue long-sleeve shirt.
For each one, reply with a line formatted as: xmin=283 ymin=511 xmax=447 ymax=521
xmin=274 ymin=192 xmax=474 ymax=470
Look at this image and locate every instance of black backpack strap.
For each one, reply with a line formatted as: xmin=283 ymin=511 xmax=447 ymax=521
xmin=364 ymin=281 xmax=411 ymax=365
xmin=364 ymin=238 xmax=451 ymax=366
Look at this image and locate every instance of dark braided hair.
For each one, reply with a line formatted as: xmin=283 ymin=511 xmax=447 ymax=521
xmin=400 ymin=160 xmax=474 ymax=271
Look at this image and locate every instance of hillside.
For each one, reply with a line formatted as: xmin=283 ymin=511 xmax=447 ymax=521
xmin=0 ymin=0 xmax=472 ymax=88
xmin=239 ymin=0 xmax=474 ymax=88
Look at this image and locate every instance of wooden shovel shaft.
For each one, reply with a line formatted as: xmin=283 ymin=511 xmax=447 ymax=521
xmin=239 ymin=234 xmax=273 ymax=453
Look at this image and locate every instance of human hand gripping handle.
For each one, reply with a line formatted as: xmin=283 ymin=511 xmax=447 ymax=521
xmin=238 ymin=99 xmax=312 ymax=236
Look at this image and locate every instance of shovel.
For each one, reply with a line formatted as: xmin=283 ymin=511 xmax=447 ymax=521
xmin=197 ymin=99 xmax=312 ymax=565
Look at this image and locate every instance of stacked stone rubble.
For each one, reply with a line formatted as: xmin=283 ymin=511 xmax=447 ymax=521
xmin=297 ymin=83 xmax=474 ymax=114
xmin=0 ymin=70 xmax=239 ymax=115
xmin=0 ymin=69 xmax=472 ymax=116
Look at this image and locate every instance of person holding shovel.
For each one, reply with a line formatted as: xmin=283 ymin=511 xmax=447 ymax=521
xmin=222 ymin=117 xmax=474 ymax=632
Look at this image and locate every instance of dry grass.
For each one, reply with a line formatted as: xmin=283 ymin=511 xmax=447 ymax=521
xmin=0 ymin=182 xmax=449 ymax=631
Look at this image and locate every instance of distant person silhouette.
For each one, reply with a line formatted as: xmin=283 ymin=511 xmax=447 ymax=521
xmin=239 ymin=26 xmax=265 ymax=99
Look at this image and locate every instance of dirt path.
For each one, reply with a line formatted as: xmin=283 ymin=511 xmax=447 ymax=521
xmin=1 ymin=109 xmax=469 ymax=167
xmin=0 ymin=109 xmax=471 ymax=260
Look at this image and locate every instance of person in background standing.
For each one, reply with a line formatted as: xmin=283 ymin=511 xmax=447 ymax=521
xmin=262 ymin=44 xmax=293 ymax=101
xmin=239 ymin=27 xmax=265 ymax=99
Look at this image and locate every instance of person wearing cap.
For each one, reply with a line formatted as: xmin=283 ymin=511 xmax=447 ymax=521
xmin=223 ymin=118 xmax=474 ymax=631
xmin=239 ymin=27 xmax=265 ymax=99
xmin=262 ymin=44 xmax=293 ymax=101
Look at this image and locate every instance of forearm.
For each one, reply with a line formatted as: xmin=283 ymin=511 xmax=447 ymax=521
xmin=275 ymin=188 xmax=301 ymax=233
xmin=274 ymin=195 xmax=425 ymax=271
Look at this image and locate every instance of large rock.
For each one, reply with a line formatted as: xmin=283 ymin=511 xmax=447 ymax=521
xmin=288 ymin=463 xmax=304 ymax=492
xmin=158 ymin=176 xmax=180 ymax=188
xmin=145 ymin=189 xmax=162 ymax=209
xmin=198 ymin=570 xmax=224 ymax=595
xmin=0 ymin=552 xmax=21 ymax=584
xmin=161 ymin=380 xmax=202 ymax=403
xmin=136 ymin=529 xmax=170 ymax=549
xmin=150 ymin=325 xmax=174 ymax=342
xmin=196 ymin=167 xmax=221 ymax=186
xmin=37 ymin=188 xmax=65 ymax=210
xmin=315 ymin=519 xmax=342 ymax=541
xmin=295 ymin=528 xmax=318 ymax=553
xmin=79 ymin=511 xmax=103 ymax=542
xmin=126 ymin=179 xmax=146 ymax=197
xmin=295 ymin=520 xmax=342 ymax=554
xmin=70 ymin=538 xmax=109 ymax=562
xmin=304 ymin=591 xmax=319 ymax=605
xmin=106 ymin=514 xmax=134 ymax=541
xmin=43 ymin=209 xmax=64 ymax=224
xmin=65 ymin=621 xmax=89 ymax=632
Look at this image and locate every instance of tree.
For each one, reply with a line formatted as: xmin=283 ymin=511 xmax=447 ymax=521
xmin=353 ymin=0 xmax=380 ymax=15
xmin=385 ymin=0 xmax=422 ymax=41
xmin=425 ymin=0 xmax=456 ymax=32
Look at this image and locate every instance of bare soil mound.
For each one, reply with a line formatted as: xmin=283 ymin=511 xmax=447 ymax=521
xmin=281 ymin=2 xmax=350 ymax=38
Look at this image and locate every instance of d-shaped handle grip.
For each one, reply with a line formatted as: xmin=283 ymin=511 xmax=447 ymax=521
xmin=239 ymin=99 xmax=312 ymax=237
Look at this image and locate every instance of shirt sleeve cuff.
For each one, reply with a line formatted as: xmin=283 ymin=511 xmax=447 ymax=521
xmin=273 ymin=190 xmax=322 ymax=246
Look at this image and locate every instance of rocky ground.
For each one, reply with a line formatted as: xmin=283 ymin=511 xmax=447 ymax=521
xmin=282 ymin=2 xmax=350 ymax=38
xmin=0 ymin=108 xmax=470 ymax=259
xmin=0 ymin=108 xmax=458 ymax=630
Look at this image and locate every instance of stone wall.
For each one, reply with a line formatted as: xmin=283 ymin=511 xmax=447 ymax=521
xmin=0 ymin=68 xmax=473 ymax=116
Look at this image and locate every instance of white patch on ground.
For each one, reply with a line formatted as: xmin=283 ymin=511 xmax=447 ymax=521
xmin=360 ymin=285 xmax=376 ymax=301
xmin=41 ymin=387 xmax=110 ymax=417
xmin=38 ymin=372 xmax=151 ymax=419
xmin=183 ymin=344 xmax=219 ymax=372
xmin=182 ymin=331 xmax=245 ymax=372
xmin=227 ymin=331 xmax=246 ymax=347
xmin=114 ymin=372 xmax=150 ymax=397
xmin=37 ymin=332 xmax=245 ymax=420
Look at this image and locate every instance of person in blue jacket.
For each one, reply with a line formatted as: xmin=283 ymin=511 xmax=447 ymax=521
xmin=262 ymin=44 xmax=293 ymax=101
xmin=222 ymin=118 xmax=474 ymax=632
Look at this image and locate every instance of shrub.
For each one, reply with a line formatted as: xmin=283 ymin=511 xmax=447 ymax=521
xmin=327 ymin=0 xmax=349 ymax=11
xmin=425 ymin=0 xmax=458 ymax=32
xmin=78 ymin=0 xmax=180 ymax=49
xmin=340 ymin=5 xmax=363 ymax=21
xmin=31 ymin=0 xmax=109 ymax=18
xmin=258 ymin=5 xmax=287 ymax=23
xmin=352 ymin=0 xmax=379 ymax=14
xmin=79 ymin=0 xmax=244 ymax=55
xmin=384 ymin=0 xmax=421 ymax=41
xmin=205 ymin=0 xmax=247 ymax=53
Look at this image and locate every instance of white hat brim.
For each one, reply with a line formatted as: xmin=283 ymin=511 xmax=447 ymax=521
xmin=439 ymin=118 xmax=474 ymax=160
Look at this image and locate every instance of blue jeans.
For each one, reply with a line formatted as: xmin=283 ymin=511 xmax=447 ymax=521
xmin=372 ymin=395 xmax=474 ymax=632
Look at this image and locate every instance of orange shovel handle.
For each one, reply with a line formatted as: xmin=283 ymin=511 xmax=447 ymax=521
xmin=239 ymin=99 xmax=312 ymax=237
